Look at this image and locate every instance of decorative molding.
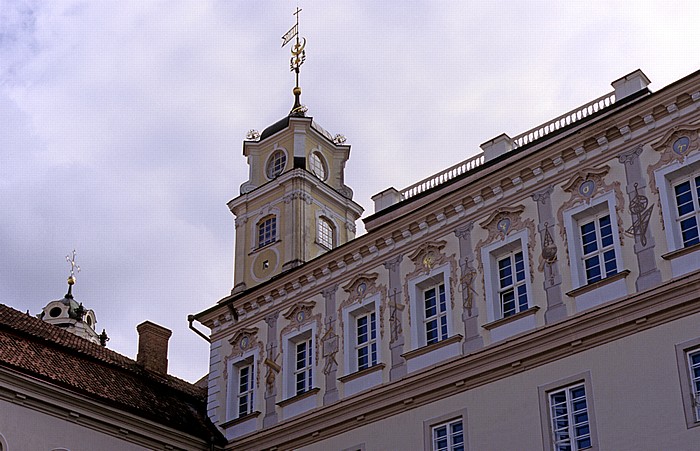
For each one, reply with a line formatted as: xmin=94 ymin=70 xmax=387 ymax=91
xmin=337 ymin=273 xmax=386 ymax=346
xmin=407 ymin=241 xmax=448 ymax=273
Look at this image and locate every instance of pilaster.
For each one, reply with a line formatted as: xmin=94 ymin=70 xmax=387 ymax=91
xmin=263 ymin=311 xmax=279 ymax=428
xmin=384 ymin=254 xmax=406 ymax=381
xmin=321 ymin=285 xmax=339 ymax=405
xmin=453 ymin=222 xmax=484 ymax=354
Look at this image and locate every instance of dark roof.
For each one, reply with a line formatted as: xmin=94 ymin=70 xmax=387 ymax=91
xmin=259 ymin=116 xmax=290 ymax=140
xmin=0 ymin=303 xmax=223 ymax=444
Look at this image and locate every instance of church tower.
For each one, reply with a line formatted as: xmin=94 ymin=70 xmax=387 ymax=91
xmin=229 ymin=14 xmax=363 ymax=293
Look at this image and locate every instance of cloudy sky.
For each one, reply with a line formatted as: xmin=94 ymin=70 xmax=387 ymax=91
xmin=1 ymin=0 xmax=698 ymax=382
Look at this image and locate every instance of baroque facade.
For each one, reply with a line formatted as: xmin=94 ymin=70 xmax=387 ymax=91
xmin=194 ymin=68 xmax=700 ymax=450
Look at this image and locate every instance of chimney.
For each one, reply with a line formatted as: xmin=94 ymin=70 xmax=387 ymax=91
xmin=136 ymin=321 xmax=172 ymax=375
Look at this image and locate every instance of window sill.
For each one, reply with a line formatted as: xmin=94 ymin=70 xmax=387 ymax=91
xmin=401 ymin=335 xmax=463 ymax=361
xmin=482 ymin=306 xmax=540 ymax=331
xmin=315 ymin=240 xmax=333 ymax=252
xmin=566 ymin=270 xmax=630 ymax=297
xmin=248 ymin=239 xmax=281 ymax=256
xmin=662 ymin=242 xmax=700 ymax=260
xmin=220 ymin=411 xmax=261 ymax=429
xmin=276 ymin=387 xmax=320 ymax=408
xmin=339 ymin=363 xmax=385 ymax=383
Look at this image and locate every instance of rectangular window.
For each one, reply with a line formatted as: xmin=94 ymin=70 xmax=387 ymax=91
xmin=548 ymin=384 xmax=592 ymax=451
xmin=294 ymin=338 xmax=313 ymax=395
xmin=355 ymin=311 xmax=377 ymax=370
xmin=579 ymin=214 xmax=617 ymax=284
xmin=432 ymin=419 xmax=464 ymax=451
xmin=424 ymin=283 xmax=448 ymax=345
xmin=673 ymin=176 xmax=700 ymax=247
xmin=258 ymin=217 xmax=276 ymax=248
xmin=688 ymin=350 xmax=700 ymax=421
xmin=497 ymin=251 xmax=528 ymax=317
xmin=237 ymin=363 xmax=254 ymax=417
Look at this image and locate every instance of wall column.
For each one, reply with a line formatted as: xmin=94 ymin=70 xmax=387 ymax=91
xmin=384 ymin=254 xmax=406 ymax=381
xmin=532 ymin=186 xmax=566 ymax=324
xmin=618 ymin=145 xmax=662 ymax=291
xmin=321 ymin=284 xmax=340 ymax=405
xmin=454 ymin=223 xmax=484 ymax=354
xmin=262 ymin=311 xmax=279 ymax=428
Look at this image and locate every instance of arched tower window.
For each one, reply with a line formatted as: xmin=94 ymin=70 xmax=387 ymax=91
xmin=258 ymin=216 xmax=277 ymax=248
xmin=309 ymin=152 xmax=327 ymax=181
xmin=317 ymin=217 xmax=334 ymax=249
xmin=266 ymin=150 xmax=287 ymax=179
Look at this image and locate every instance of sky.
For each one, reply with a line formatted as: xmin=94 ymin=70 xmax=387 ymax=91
xmin=1 ymin=0 xmax=698 ymax=383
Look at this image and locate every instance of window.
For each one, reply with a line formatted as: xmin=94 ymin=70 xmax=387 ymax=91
xmin=548 ymin=384 xmax=592 ymax=450
xmin=497 ymin=250 xmax=528 ymax=318
xmin=673 ymin=174 xmax=700 ymax=247
xmin=579 ymin=213 xmax=617 ymax=284
xmin=355 ymin=311 xmax=378 ymax=370
xmin=675 ymin=338 xmax=700 ymax=428
xmin=293 ymin=336 xmax=313 ymax=396
xmin=687 ymin=350 xmax=700 ymax=421
xmin=481 ymin=230 xmax=533 ymax=327
xmin=257 ymin=216 xmax=276 ymax=248
xmin=226 ymin=356 xmax=256 ymax=421
xmin=539 ymin=373 xmax=597 ymax=451
xmin=431 ymin=419 xmax=464 ymax=451
xmin=563 ymin=192 xmax=622 ymax=290
xmin=317 ymin=217 xmax=334 ymax=249
xmin=309 ymin=151 xmax=327 ymax=180
xmin=423 ymin=283 xmax=448 ymax=345
xmin=407 ymin=264 xmax=454 ymax=350
xmin=266 ymin=149 xmax=287 ymax=179
xmin=236 ymin=362 xmax=254 ymax=417
xmin=423 ymin=410 xmax=468 ymax=451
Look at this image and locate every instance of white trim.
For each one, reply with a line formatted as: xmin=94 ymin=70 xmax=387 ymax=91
xmin=265 ymin=144 xmax=289 ymax=180
xmin=342 ymin=294 xmax=381 ymax=376
xmin=407 ymin=263 xmax=453 ymax=349
xmin=563 ymin=190 xmax=622 ymax=289
xmin=225 ymin=350 xmax=257 ymax=421
xmin=480 ymin=229 xmax=532 ymax=323
xmin=281 ymin=323 xmax=317 ymax=401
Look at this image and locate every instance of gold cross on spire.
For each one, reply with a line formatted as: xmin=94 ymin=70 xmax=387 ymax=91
xmin=282 ymin=6 xmax=307 ymax=116
xmin=66 ymin=249 xmax=80 ymax=284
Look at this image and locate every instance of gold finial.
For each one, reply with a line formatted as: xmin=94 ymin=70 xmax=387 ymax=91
xmin=282 ymin=7 xmax=307 ymax=116
xmin=66 ymin=249 xmax=80 ymax=286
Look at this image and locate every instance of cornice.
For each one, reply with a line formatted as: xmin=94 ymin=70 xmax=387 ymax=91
xmin=227 ymin=269 xmax=700 ymax=450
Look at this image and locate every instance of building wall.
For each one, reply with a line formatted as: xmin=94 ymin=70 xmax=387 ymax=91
xmin=198 ymin=70 xmax=700 ymax=449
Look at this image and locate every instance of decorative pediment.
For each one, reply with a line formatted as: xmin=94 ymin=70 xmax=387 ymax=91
xmin=562 ymin=166 xmax=610 ymax=195
xmin=283 ymin=300 xmax=316 ymax=325
xmin=408 ymin=240 xmax=448 ymax=272
xmin=342 ymin=273 xmax=379 ymax=299
xmin=652 ymin=123 xmax=700 ymax=156
xmin=229 ymin=327 xmax=259 ymax=353
xmin=479 ymin=205 xmax=526 ymax=240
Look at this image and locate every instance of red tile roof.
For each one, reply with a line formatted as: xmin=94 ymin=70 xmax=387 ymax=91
xmin=0 ymin=303 xmax=223 ymax=444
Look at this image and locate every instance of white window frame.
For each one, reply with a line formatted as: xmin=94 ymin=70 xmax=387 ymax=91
xmin=548 ymin=384 xmax=592 ymax=450
xmin=481 ymin=229 xmax=532 ymax=323
xmin=423 ymin=409 xmax=469 ymax=451
xmin=317 ymin=216 xmax=335 ymax=249
xmin=265 ymin=148 xmax=287 ymax=179
xmin=342 ymin=295 xmax=381 ymax=375
xmin=308 ymin=150 xmax=327 ymax=181
xmin=257 ymin=216 xmax=277 ymax=248
xmin=656 ymin=153 xmax=700 ymax=252
xmin=408 ymin=264 xmax=453 ymax=349
xmin=282 ymin=325 xmax=316 ymax=400
xmin=675 ymin=337 xmax=700 ymax=429
xmin=563 ymin=191 xmax=622 ymax=290
xmin=226 ymin=353 xmax=256 ymax=421
xmin=539 ymin=372 xmax=598 ymax=451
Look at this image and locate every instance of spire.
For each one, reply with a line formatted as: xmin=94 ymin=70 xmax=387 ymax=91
xmin=65 ymin=249 xmax=80 ymax=299
xmin=282 ymin=7 xmax=308 ymax=116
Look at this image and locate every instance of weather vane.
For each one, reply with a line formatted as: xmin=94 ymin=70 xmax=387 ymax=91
xmin=66 ymin=249 xmax=80 ymax=284
xmin=282 ymin=6 xmax=307 ymax=116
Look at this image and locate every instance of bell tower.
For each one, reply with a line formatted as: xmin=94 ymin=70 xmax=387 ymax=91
xmin=228 ymin=11 xmax=363 ymax=293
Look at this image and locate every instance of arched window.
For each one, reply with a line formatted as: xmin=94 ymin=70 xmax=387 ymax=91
xmin=317 ymin=217 xmax=334 ymax=249
xmin=309 ymin=152 xmax=327 ymax=181
xmin=266 ymin=150 xmax=287 ymax=179
xmin=258 ymin=216 xmax=277 ymax=248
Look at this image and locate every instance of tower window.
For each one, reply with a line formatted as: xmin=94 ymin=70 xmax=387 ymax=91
xmin=317 ymin=217 xmax=334 ymax=249
xmin=266 ymin=150 xmax=287 ymax=179
xmin=309 ymin=152 xmax=326 ymax=181
xmin=258 ymin=217 xmax=277 ymax=248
